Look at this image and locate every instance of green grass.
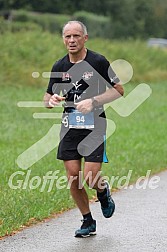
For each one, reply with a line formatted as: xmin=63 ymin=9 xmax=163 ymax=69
xmin=0 ymin=31 xmax=167 ymax=237
xmin=0 ymin=83 xmax=166 ymax=237
xmin=1 ymin=31 xmax=167 ymax=86
xmin=104 ymin=82 xmax=167 ymax=182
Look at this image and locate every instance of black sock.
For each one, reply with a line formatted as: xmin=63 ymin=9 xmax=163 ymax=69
xmin=97 ymin=187 xmax=107 ymax=198
xmin=83 ymin=212 xmax=93 ymax=222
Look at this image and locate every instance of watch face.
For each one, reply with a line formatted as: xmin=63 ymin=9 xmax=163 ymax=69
xmin=92 ymin=97 xmax=98 ymax=107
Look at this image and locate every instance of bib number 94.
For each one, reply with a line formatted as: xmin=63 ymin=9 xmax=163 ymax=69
xmin=68 ymin=110 xmax=94 ymax=129
xmin=76 ymin=115 xmax=85 ymax=123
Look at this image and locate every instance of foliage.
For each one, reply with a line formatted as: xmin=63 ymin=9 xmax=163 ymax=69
xmin=108 ymin=0 xmax=167 ymax=38
xmin=11 ymin=10 xmax=71 ymax=33
xmin=0 ymin=18 xmax=41 ymax=34
xmin=0 ymin=0 xmax=167 ymax=38
xmin=0 ymin=0 xmax=111 ymax=15
xmin=73 ymin=11 xmax=111 ymax=38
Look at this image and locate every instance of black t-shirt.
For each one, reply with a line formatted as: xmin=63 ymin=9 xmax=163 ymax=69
xmin=46 ymin=49 xmax=119 ymax=134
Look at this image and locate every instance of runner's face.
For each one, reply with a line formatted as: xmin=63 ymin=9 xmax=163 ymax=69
xmin=63 ymin=24 xmax=88 ymax=54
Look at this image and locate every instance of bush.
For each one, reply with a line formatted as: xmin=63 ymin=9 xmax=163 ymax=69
xmin=11 ymin=9 xmax=29 ymax=22
xmin=0 ymin=18 xmax=41 ymax=34
xmin=12 ymin=10 xmax=71 ymax=33
xmin=1 ymin=10 xmax=113 ymax=38
xmin=73 ymin=11 xmax=112 ymax=38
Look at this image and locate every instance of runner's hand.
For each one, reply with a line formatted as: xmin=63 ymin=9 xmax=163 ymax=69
xmin=74 ymin=99 xmax=93 ymax=114
xmin=49 ymin=94 xmax=65 ymax=107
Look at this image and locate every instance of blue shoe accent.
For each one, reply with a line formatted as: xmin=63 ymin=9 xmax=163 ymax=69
xmin=75 ymin=219 xmax=96 ymax=238
xmin=98 ymin=181 xmax=115 ymax=218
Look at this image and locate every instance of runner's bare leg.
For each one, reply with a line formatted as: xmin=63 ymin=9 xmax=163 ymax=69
xmin=64 ymin=160 xmax=90 ymax=215
xmin=84 ymin=162 xmax=104 ymax=192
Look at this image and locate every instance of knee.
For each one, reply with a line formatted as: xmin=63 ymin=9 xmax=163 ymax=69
xmin=84 ymin=171 xmax=95 ymax=189
xmin=84 ymin=170 xmax=102 ymax=190
xmin=65 ymin=171 xmax=80 ymax=189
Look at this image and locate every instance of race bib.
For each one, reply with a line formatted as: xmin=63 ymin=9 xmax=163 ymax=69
xmin=68 ymin=110 xmax=94 ymax=129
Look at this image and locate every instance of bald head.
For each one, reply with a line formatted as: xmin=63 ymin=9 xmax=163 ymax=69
xmin=62 ymin=21 xmax=88 ymax=37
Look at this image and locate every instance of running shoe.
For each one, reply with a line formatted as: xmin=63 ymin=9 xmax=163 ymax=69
xmin=97 ymin=181 xmax=115 ymax=218
xmin=75 ymin=219 xmax=96 ymax=238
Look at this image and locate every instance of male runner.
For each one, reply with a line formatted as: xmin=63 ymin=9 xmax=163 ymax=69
xmin=44 ymin=20 xmax=124 ymax=237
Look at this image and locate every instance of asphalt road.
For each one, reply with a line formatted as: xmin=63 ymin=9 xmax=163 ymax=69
xmin=0 ymin=170 xmax=167 ymax=252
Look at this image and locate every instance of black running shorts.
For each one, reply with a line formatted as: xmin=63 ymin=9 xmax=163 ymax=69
xmin=57 ymin=129 xmax=108 ymax=163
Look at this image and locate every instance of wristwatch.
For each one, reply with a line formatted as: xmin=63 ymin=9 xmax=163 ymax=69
xmin=91 ymin=97 xmax=98 ymax=107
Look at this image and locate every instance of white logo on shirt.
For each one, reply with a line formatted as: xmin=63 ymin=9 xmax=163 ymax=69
xmin=82 ymin=71 xmax=93 ymax=80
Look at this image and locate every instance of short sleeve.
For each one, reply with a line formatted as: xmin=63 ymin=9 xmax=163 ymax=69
xmin=46 ymin=63 xmax=62 ymax=95
xmin=99 ymin=57 xmax=120 ymax=88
